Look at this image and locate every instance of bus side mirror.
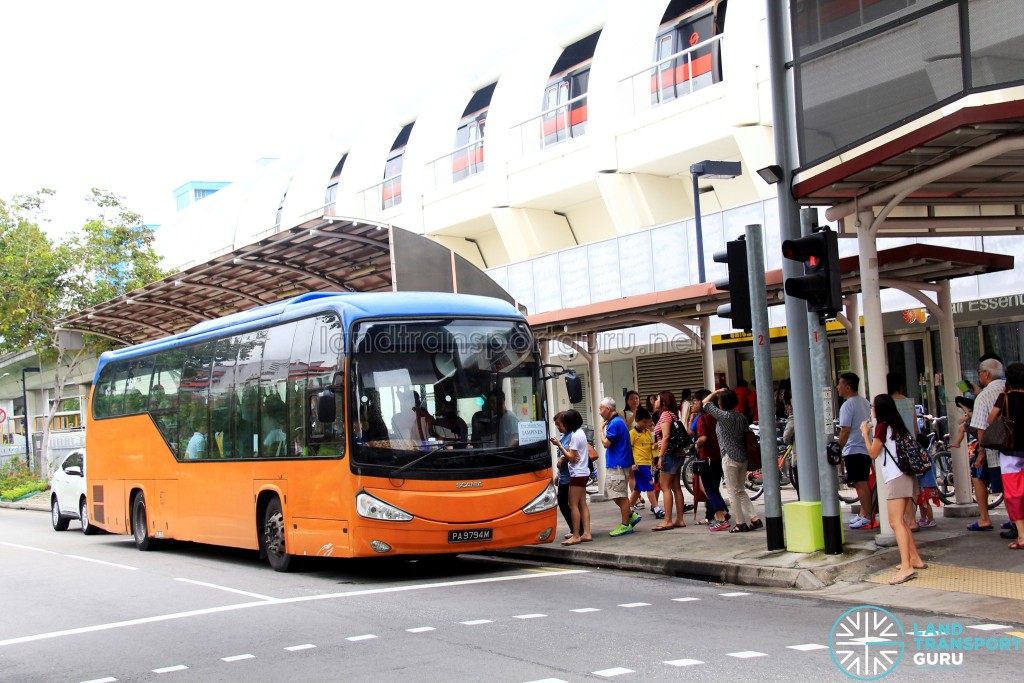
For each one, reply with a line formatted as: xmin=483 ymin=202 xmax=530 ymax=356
xmin=564 ymin=370 xmax=583 ymax=404
xmin=317 ymin=389 xmax=336 ymax=424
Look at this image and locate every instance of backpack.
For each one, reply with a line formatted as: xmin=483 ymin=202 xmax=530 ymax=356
xmin=666 ymin=417 xmax=693 ymax=455
xmin=887 ymin=428 xmax=931 ymax=475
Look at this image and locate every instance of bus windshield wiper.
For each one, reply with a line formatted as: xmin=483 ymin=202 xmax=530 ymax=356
xmin=390 ymin=445 xmax=447 ymax=477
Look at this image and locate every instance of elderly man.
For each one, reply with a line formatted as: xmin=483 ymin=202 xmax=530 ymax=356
xmin=599 ymin=397 xmax=639 ymax=536
xmin=967 ymin=357 xmax=1006 ymax=531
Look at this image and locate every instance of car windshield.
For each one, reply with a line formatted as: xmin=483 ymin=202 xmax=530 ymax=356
xmin=349 ymin=318 xmax=548 ymax=478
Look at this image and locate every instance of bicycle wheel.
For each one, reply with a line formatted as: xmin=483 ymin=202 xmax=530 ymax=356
xmin=934 ymin=450 xmax=955 ymax=505
xmin=746 ymin=470 xmax=764 ymax=500
xmin=681 ymin=454 xmax=695 ymax=495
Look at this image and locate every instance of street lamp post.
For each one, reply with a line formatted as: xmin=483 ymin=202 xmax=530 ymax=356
xmin=21 ymin=367 xmax=40 ymax=469
xmin=690 ymin=160 xmax=742 ymax=283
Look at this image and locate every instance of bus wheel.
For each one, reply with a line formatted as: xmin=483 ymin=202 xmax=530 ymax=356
xmin=263 ymin=498 xmax=294 ymax=572
xmin=132 ymin=493 xmax=156 ymax=551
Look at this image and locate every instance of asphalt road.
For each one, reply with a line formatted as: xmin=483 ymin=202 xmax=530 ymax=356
xmin=1 ymin=508 xmax=1020 ymax=682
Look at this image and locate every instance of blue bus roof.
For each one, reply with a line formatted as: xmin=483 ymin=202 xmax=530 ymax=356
xmin=95 ymin=291 xmax=524 ymax=372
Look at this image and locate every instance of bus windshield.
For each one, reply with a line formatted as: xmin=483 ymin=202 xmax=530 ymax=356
xmin=349 ymin=318 xmax=547 ymax=478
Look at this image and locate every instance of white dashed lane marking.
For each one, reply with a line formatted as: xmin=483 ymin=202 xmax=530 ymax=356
xmin=788 ymin=643 xmax=829 ymax=651
xmin=524 ymin=679 xmax=567 ymax=683
xmin=221 ymin=654 xmax=255 ymax=661
xmin=966 ymin=624 xmax=1012 ymax=631
xmin=672 ymin=597 xmax=700 ymax=602
xmin=152 ymin=665 xmax=188 ymax=673
xmin=459 ymin=619 xmax=494 ymax=625
xmin=406 ymin=626 xmax=435 ymax=633
xmin=726 ymin=651 xmax=768 ymax=658
xmin=665 ymin=658 xmax=704 ymax=667
xmin=570 ymin=607 xmax=600 ymax=612
xmin=593 ymin=667 xmax=633 ymax=677
xmin=175 ymin=577 xmax=277 ymax=601
xmin=284 ymin=644 xmax=316 ymax=651
xmin=513 ymin=613 xmax=547 ymax=619
xmin=718 ymin=592 xmax=750 ymax=597
xmin=345 ymin=634 xmax=378 ymax=642
xmin=617 ymin=602 xmax=650 ymax=608
xmin=64 ymin=555 xmax=138 ymax=571
xmin=80 ymin=678 xmax=117 ymax=683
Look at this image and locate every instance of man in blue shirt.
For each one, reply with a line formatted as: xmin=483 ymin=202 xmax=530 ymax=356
xmin=837 ymin=373 xmax=873 ymax=529
xmin=600 ymin=397 xmax=639 ymax=536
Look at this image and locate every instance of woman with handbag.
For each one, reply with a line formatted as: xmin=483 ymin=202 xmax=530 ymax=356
xmin=693 ymin=389 xmax=730 ymax=531
xmin=550 ymin=409 xmax=592 ymax=545
xmin=985 ymin=362 xmax=1024 ymax=549
xmin=651 ymin=391 xmax=687 ymax=530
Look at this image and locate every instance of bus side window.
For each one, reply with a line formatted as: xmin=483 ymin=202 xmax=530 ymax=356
xmin=149 ymin=348 xmax=183 ymax=454
xmin=260 ymin=323 xmax=295 ymax=457
xmin=210 ymin=337 xmax=238 ymax=459
xmin=305 ymin=314 xmax=344 ymax=456
xmin=178 ymin=342 xmax=215 ymax=460
xmin=125 ymin=357 xmax=155 ymax=415
xmin=288 ymin=316 xmax=319 ymax=456
xmin=233 ymin=330 xmax=266 ymax=458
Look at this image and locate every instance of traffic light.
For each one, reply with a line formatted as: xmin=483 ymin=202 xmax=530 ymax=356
xmin=781 ymin=227 xmax=842 ymax=318
xmin=713 ymin=237 xmax=752 ymax=331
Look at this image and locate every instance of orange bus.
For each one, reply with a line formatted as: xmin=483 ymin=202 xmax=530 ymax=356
xmin=86 ymin=292 xmax=561 ymax=570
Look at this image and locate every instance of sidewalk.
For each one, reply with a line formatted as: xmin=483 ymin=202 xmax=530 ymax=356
xmin=7 ymin=489 xmax=1023 ymax=623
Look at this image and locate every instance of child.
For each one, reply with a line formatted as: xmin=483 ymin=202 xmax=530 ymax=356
xmin=629 ymin=408 xmax=662 ymax=517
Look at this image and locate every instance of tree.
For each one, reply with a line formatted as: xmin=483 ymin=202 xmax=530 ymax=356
xmin=0 ymin=188 xmax=170 ymax=473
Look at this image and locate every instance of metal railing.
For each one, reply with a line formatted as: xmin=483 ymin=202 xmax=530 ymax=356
xmin=619 ymin=33 xmax=725 ymax=116
xmin=424 ymin=139 xmax=486 ymax=192
xmin=356 ymin=175 xmax=402 ymax=215
xmin=509 ymin=93 xmax=589 ymax=160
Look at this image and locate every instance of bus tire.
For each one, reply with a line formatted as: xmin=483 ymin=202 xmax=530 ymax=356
xmin=132 ymin=492 xmax=156 ymax=551
xmin=262 ymin=497 xmax=294 ymax=572
xmin=80 ymin=497 xmax=98 ymax=535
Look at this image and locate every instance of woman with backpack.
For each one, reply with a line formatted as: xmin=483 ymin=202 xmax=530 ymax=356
xmin=860 ymin=394 xmax=925 ymax=585
xmin=651 ymin=390 xmax=687 ymax=530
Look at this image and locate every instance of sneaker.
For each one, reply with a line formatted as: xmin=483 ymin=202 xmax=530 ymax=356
xmin=683 ymin=503 xmax=695 ymax=512
xmin=653 ymin=507 xmax=666 ymax=519
xmin=609 ymin=523 xmax=634 ymax=537
xmin=849 ymin=516 xmax=870 ymax=529
xmin=918 ymin=518 xmax=938 ymax=529
xmin=629 ymin=511 xmax=642 ymax=528
xmin=709 ymin=520 xmax=730 ymax=532
xmin=1002 ymin=521 xmax=1014 ymax=530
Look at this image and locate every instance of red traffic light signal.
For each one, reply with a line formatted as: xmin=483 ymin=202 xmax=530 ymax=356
xmin=781 ymin=228 xmax=842 ymax=318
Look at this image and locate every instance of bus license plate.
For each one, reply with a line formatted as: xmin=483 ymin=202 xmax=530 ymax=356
xmin=448 ymin=528 xmax=492 ymax=543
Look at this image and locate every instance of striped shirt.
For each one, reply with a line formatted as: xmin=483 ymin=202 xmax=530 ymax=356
xmin=702 ymin=402 xmax=748 ymax=463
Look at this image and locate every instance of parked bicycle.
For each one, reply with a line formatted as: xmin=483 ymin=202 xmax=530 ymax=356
xmin=932 ymin=432 xmax=1003 ymax=509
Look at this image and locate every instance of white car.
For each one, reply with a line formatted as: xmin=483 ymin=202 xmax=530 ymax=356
xmin=50 ymin=449 xmax=97 ymax=534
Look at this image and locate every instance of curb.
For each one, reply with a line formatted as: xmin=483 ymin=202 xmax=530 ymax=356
xmin=489 ymin=542 xmax=902 ymax=591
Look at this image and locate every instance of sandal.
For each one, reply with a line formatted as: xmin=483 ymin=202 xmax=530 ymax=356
xmin=651 ymin=525 xmax=676 ymax=531
xmin=730 ymin=523 xmax=752 ymax=533
xmin=888 ymin=571 xmax=917 ymax=585
xmin=749 ymin=519 xmax=764 ymax=530
xmin=1009 ymin=541 xmax=1024 ymax=550
xmin=561 ymin=537 xmax=582 ymax=546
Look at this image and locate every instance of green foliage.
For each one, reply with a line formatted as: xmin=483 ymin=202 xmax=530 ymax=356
xmin=0 ymin=458 xmax=48 ymax=501
xmin=0 ymin=188 xmax=170 ymax=358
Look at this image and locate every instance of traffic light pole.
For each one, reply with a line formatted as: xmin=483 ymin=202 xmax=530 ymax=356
xmin=746 ymin=224 xmax=784 ymax=550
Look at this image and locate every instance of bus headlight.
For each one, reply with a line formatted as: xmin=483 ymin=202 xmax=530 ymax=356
xmin=356 ymin=492 xmax=413 ymax=522
xmin=522 ymin=483 xmax=558 ymax=514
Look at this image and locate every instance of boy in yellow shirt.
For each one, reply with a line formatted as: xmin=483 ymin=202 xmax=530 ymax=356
xmin=629 ymin=408 xmax=662 ymax=516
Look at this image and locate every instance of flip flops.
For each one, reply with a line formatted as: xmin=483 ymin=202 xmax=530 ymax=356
xmin=966 ymin=521 xmax=993 ymax=531
xmin=888 ymin=571 xmax=917 ymax=585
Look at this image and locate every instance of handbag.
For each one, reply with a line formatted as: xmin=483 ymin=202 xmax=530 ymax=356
xmin=745 ymin=429 xmax=762 ymax=471
xmin=980 ymin=392 xmax=1015 ymax=452
xmin=587 ymin=443 xmax=599 ymax=462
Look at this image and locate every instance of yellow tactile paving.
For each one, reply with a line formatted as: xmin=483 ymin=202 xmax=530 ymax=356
xmin=867 ymin=563 xmax=1024 ymax=600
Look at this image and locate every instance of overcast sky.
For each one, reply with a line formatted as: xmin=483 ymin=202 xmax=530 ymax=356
xmin=1 ymin=0 xmax=604 ymax=235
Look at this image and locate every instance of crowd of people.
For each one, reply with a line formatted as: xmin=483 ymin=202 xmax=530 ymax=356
xmin=553 ymin=352 xmax=1024 ymax=588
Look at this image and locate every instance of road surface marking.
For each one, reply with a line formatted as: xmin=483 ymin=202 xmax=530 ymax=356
xmin=174 ymin=578 xmax=277 ymax=601
xmin=524 ymin=679 xmax=567 ymax=683
xmin=221 ymin=654 xmax=255 ymax=661
xmin=788 ymin=643 xmax=829 ymax=651
xmin=513 ymin=613 xmax=547 ymax=619
xmin=65 ymin=555 xmax=138 ymax=570
xmin=0 ymin=541 xmax=58 ymax=554
xmin=966 ymin=624 xmax=1012 ymax=631
xmin=152 ymin=665 xmax=188 ymax=673
xmin=460 ymin=619 xmax=493 ymax=625
xmin=570 ymin=608 xmax=600 ymax=613
xmin=592 ymin=667 xmax=633 ymax=677
xmin=664 ymin=659 xmax=704 ymax=666
xmin=671 ymin=597 xmax=700 ymax=602
xmin=617 ymin=602 xmax=650 ymax=608
xmin=406 ymin=627 xmax=435 ymax=633
xmin=718 ymin=592 xmax=750 ymax=597
xmin=284 ymin=644 xmax=316 ymax=651
xmin=345 ymin=634 xmax=378 ymax=641
xmin=0 ymin=569 xmax=588 ymax=648
xmin=727 ymin=650 xmax=768 ymax=658
xmin=80 ymin=678 xmax=117 ymax=683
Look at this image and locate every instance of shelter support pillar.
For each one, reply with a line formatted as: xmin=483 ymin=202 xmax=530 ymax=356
xmin=842 ymin=296 xmax=864 ymax=384
xmin=937 ymin=281 xmax=977 ymax=512
xmin=857 ymin=210 xmax=895 ymax=546
xmin=700 ymin=317 xmax=714 ymax=390
xmin=587 ymin=332 xmax=606 ymax=498
xmin=542 ymin=344 xmax=558 ymax=471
